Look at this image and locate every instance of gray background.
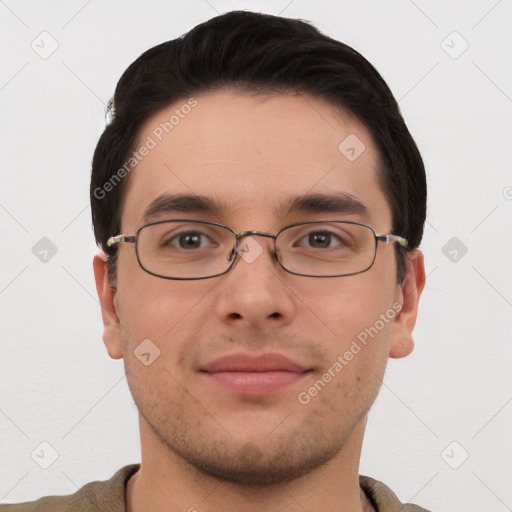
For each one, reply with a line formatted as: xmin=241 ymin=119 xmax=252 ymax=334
xmin=1 ymin=1 xmax=511 ymax=510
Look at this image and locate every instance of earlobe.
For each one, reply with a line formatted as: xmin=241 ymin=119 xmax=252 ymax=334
xmin=93 ymin=253 xmax=123 ymax=360
xmin=389 ymin=249 xmax=426 ymax=359
xmin=389 ymin=336 xmax=415 ymax=359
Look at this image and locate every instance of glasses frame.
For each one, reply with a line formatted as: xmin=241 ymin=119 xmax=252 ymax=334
xmin=106 ymin=219 xmax=408 ymax=280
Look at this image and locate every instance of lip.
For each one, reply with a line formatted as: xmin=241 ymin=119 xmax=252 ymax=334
xmin=199 ymin=353 xmax=311 ymax=396
xmin=201 ymin=353 xmax=309 ymax=373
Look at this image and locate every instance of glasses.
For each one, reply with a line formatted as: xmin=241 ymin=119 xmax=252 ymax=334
xmin=107 ymin=219 xmax=407 ymax=280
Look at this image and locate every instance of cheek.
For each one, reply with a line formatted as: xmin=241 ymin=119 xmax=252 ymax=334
xmin=114 ymin=270 xmax=217 ymax=359
xmin=302 ymin=319 xmax=394 ymax=421
xmin=296 ymin=273 xmax=398 ymax=400
xmin=302 ymin=271 xmax=396 ymax=338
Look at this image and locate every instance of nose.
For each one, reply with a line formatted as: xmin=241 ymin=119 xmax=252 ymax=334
xmin=214 ymin=234 xmax=296 ymax=328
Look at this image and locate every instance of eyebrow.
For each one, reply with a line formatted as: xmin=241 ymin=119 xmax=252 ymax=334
xmin=280 ymin=192 xmax=368 ymax=217
xmin=142 ymin=191 xmax=368 ymax=224
xmin=142 ymin=193 xmax=228 ymax=223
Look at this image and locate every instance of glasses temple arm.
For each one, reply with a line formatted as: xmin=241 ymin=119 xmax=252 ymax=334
xmin=376 ymin=234 xmax=408 ymax=248
xmin=106 ymin=235 xmax=136 ymax=247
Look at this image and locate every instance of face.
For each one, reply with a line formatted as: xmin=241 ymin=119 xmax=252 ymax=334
xmin=95 ymin=90 xmax=424 ymax=485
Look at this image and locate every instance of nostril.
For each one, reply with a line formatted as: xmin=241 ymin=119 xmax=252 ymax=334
xmin=269 ymin=312 xmax=281 ymax=318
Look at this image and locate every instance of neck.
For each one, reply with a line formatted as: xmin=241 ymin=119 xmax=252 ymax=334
xmin=126 ymin=417 xmax=373 ymax=512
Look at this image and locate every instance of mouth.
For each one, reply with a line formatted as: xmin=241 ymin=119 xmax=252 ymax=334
xmin=199 ymin=353 xmax=312 ymax=396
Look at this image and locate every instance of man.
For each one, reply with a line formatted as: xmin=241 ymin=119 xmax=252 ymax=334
xmin=5 ymin=10 xmax=428 ymax=512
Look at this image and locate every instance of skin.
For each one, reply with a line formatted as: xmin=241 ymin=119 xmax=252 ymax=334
xmin=94 ymin=90 xmax=425 ymax=512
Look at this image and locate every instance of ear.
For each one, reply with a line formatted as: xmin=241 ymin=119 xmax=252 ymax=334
xmin=389 ymin=249 xmax=426 ymax=359
xmin=93 ymin=252 xmax=123 ymax=359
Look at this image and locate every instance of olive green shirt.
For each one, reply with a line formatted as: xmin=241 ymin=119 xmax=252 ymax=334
xmin=1 ymin=464 xmax=431 ymax=511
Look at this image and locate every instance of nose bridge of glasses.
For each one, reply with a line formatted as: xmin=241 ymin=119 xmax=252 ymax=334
xmin=226 ymin=230 xmax=278 ymax=263
xmin=236 ymin=230 xmax=276 ymax=242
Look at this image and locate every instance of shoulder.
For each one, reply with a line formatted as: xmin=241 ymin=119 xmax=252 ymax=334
xmin=1 ymin=464 xmax=140 ymax=512
xmin=360 ymin=475 xmax=432 ymax=512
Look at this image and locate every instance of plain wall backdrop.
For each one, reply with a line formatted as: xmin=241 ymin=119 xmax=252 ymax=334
xmin=1 ymin=1 xmax=511 ymax=510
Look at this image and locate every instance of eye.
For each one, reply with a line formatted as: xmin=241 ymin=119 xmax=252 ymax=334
xmin=297 ymin=230 xmax=346 ymax=249
xmin=167 ymin=231 xmax=214 ymax=250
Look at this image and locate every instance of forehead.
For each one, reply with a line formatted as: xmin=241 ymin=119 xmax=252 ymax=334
xmin=121 ymin=90 xmax=391 ymax=231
